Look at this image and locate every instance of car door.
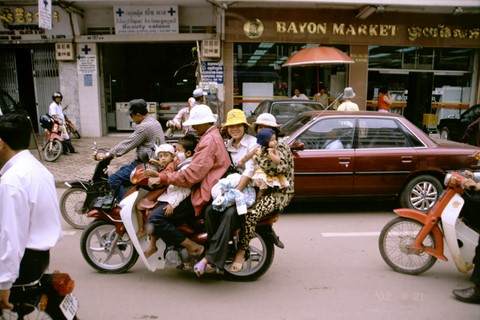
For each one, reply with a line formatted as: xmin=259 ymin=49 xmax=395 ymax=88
xmin=290 ymin=117 xmax=355 ymax=196
xmin=354 ymin=117 xmax=417 ymax=196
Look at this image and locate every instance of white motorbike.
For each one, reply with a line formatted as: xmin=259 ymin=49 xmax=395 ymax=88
xmin=379 ymin=169 xmax=480 ymax=275
xmin=80 ymin=163 xmax=283 ymax=281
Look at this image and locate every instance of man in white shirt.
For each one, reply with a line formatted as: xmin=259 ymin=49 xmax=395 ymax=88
xmin=49 ymin=91 xmax=77 ymax=154
xmin=292 ymin=88 xmax=309 ymax=100
xmin=0 ymin=113 xmax=63 ymax=311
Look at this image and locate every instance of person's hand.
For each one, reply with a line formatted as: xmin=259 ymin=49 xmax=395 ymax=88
xmin=148 ymin=176 xmax=161 ymax=188
xmin=164 ymin=204 xmax=174 ymax=217
xmin=143 ymin=169 xmax=159 ymax=177
xmin=149 ymin=159 xmax=162 ymax=167
xmin=267 ymin=147 xmax=278 ymax=157
xmin=462 ymin=178 xmax=480 ymax=190
xmin=0 ymin=289 xmax=13 ymax=310
xmin=464 ymin=170 xmax=474 ymax=179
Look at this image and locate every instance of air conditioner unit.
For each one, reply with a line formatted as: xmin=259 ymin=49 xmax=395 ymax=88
xmin=201 ymin=38 xmax=221 ymax=59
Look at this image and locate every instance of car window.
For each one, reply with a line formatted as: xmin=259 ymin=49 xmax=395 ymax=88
xmin=253 ymin=101 xmax=268 ymax=116
xmin=295 ymin=118 xmax=355 ymax=150
xmin=462 ymin=106 xmax=480 ymax=123
xmin=357 ymin=118 xmax=409 ymax=148
xmin=281 ymin=113 xmax=315 ymax=137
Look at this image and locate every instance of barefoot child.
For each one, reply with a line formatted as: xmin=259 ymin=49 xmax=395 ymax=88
xmin=135 ymin=144 xmax=176 ymax=239
xmin=144 ymin=134 xmax=198 ymax=258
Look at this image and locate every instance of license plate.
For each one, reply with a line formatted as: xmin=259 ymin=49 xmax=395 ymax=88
xmin=60 ymin=293 xmax=79 ymax=320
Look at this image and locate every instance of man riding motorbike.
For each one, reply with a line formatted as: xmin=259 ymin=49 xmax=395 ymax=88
xmin=96 ymin=99 xmax=165 ymax=200
xmin=452 ymin=166 xmax=480 ymax=304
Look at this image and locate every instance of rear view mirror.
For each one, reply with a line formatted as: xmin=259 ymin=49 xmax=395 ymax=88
xmin=290 ymin=139 xmax=305 ymax=151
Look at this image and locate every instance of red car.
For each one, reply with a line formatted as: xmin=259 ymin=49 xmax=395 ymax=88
xmin=282 ymin=111 xmax=480 ymax=211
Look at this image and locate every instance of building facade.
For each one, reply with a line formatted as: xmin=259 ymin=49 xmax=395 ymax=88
xmin=0 ymin=1 xmax=479 ymax=136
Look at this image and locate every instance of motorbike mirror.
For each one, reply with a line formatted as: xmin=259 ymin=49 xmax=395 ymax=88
xmin=138 ymin=150 xmax=151 ymax=164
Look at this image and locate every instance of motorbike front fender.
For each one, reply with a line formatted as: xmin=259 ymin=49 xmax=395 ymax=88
xmin=119 ymin=190 xmax=166 ymax=272
xmin=394 ymin=208 xmax=447 ymax=261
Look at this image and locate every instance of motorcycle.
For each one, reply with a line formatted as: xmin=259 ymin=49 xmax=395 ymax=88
xmin=39 ymin=114 xmax=64 ymax=162
xmin=0 ymin=268 xmax=78 ymax=320
xmin=63 ymin=105 xmax=81 ymax=139
xmin=378 ymin=166 xmax=480 ymax=275
xmin=80 ymin=159 xmax=284 ymax=281
xmin=60 ymin=142 xmax=112 ymax=229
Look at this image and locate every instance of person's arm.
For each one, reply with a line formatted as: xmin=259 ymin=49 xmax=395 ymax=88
xmin=383 ymin=93 xmax=393 ymax=106
xmin=0 ymin=184 xmax=29 ymax=301
xmin=172 ymin=108 xmax=187 ymax=128
xmin=237 ymin=146 xmax=260 ymax=167
xmin=109 ymin=124 xmax=148 ymax=156
xmin=268 ymin=148 xmax=281 ymax=165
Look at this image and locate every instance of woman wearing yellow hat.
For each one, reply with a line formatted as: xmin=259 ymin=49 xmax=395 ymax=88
xmin=194 ymin=109 xmax=257 ymax=276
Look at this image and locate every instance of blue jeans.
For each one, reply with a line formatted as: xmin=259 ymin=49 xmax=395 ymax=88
xmin=108 ymin=160 xmax=141 ymax=200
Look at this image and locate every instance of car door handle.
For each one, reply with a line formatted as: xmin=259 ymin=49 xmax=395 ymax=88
xmin=401 ymin=156 xmax=413 ymax=163
xmin=339 ymin=157 xmax=351 ymax=167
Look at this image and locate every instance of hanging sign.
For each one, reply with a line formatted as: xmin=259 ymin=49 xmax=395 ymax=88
xmin=38 ymin=0 xmax=52 ymax=29
xmin=113 ymin=5 xmax=179 ymax=34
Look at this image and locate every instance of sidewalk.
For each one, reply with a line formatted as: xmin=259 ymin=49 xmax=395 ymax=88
xmin=32 ymin=133 xmax=136 ymax=188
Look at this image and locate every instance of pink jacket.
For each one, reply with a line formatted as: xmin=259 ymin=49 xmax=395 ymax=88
xmin=162 ymin=126 xmax=230 ymax=216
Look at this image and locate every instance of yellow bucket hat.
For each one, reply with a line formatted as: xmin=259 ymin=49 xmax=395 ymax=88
xmin=223 ymin=109 xmax=250 ymax=128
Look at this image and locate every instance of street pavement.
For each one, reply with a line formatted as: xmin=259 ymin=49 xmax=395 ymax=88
xmin=31 ymin=133 xmax=136 ymax=188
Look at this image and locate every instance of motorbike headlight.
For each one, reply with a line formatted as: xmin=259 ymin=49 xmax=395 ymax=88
xmin=130 ymin=167 xmax=137 ymax=184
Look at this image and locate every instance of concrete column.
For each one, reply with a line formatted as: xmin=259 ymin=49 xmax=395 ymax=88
xmin=349 ymin=45 xmax=369 ymax=111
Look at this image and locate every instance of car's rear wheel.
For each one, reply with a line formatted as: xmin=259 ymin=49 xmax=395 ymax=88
xmin=439 ymin=127 xmax=449 ymax=140
xmin=400 ymin=175 xmax=442 ymax=213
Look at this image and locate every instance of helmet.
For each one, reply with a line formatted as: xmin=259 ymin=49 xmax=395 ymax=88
xmin=182 ymin=104 xmax=216 ymax=126
xmin=52 ymin=92 xmax=63 ymax=100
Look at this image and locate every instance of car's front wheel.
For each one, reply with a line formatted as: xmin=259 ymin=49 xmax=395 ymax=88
xmin=400 ymin=175 xmax=442 ymax=212
xmin=439 ymin=127 xmax=449 ymax=140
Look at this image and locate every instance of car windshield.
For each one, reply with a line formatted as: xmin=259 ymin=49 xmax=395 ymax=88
xmin=281 ymin=113 xmax=316 ymax=136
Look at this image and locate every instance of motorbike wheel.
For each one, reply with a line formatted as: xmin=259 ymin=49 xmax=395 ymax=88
xmin=378 ymin=217 xmax=437 ymax=275
xmin=224 ymin=229 xmax=274 ymax=281
xmin=60 ymin=187 xmax=92 ymax=229
xmin=80 ymin=219 xmax=139 ymax=273
xmin=43 ymin=139 xmax=62 ymax=162
xmin=0 ymin=305 xmax=54 ymax=320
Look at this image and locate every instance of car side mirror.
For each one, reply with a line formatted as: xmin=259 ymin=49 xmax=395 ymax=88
xmin=290 ymin=139 xmax=305 ymax=151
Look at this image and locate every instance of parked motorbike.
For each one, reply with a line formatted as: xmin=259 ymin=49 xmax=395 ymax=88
xmin=0 ymin=268 xmax=78 ymax=320
xmin=378 ymin=166 xmax=480 ymax=275
xmin=63 ymin=105 xmax=81 ymax=139
xmin=60 ymin=142 xmax=112 ymax=229
xmin=80 ymin=159 xmax=284 ymax=281
xmin=39 ymin=114 xmax=64 ymax=162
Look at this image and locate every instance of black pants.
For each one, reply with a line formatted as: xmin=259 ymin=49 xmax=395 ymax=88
xmin=62 ymin=139 xmax=75 ymax=154
xmin=204 ymin=204 xmax=240 ymax=269
xmin=14 ymin=249 xmax=50 ymax=285
xmin=148 ymin=197 xmax=194 ymax=246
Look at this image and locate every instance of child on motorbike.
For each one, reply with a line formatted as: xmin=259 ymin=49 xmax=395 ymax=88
xmin=238 ymin=127 xmax=289 ymax=200
xmin=135 ymin=144 xmax=176 ymax=239
xmin=143 ymin=134 xmax=198 ymax=258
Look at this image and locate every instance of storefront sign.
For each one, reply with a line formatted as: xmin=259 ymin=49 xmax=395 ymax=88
xmin=0 ymin=6 xmax=71 ymax=42
xmin=113 ymin=5 xmax=179 ymax=34
xmin=275 ymin=21 xmax=479 ymax=42
xmin=201 ymin=62 xmax=224 ymax=84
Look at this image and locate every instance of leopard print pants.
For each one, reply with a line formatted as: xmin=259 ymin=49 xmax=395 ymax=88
xmin=238 ymin=191 xmax=293 ymax=250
